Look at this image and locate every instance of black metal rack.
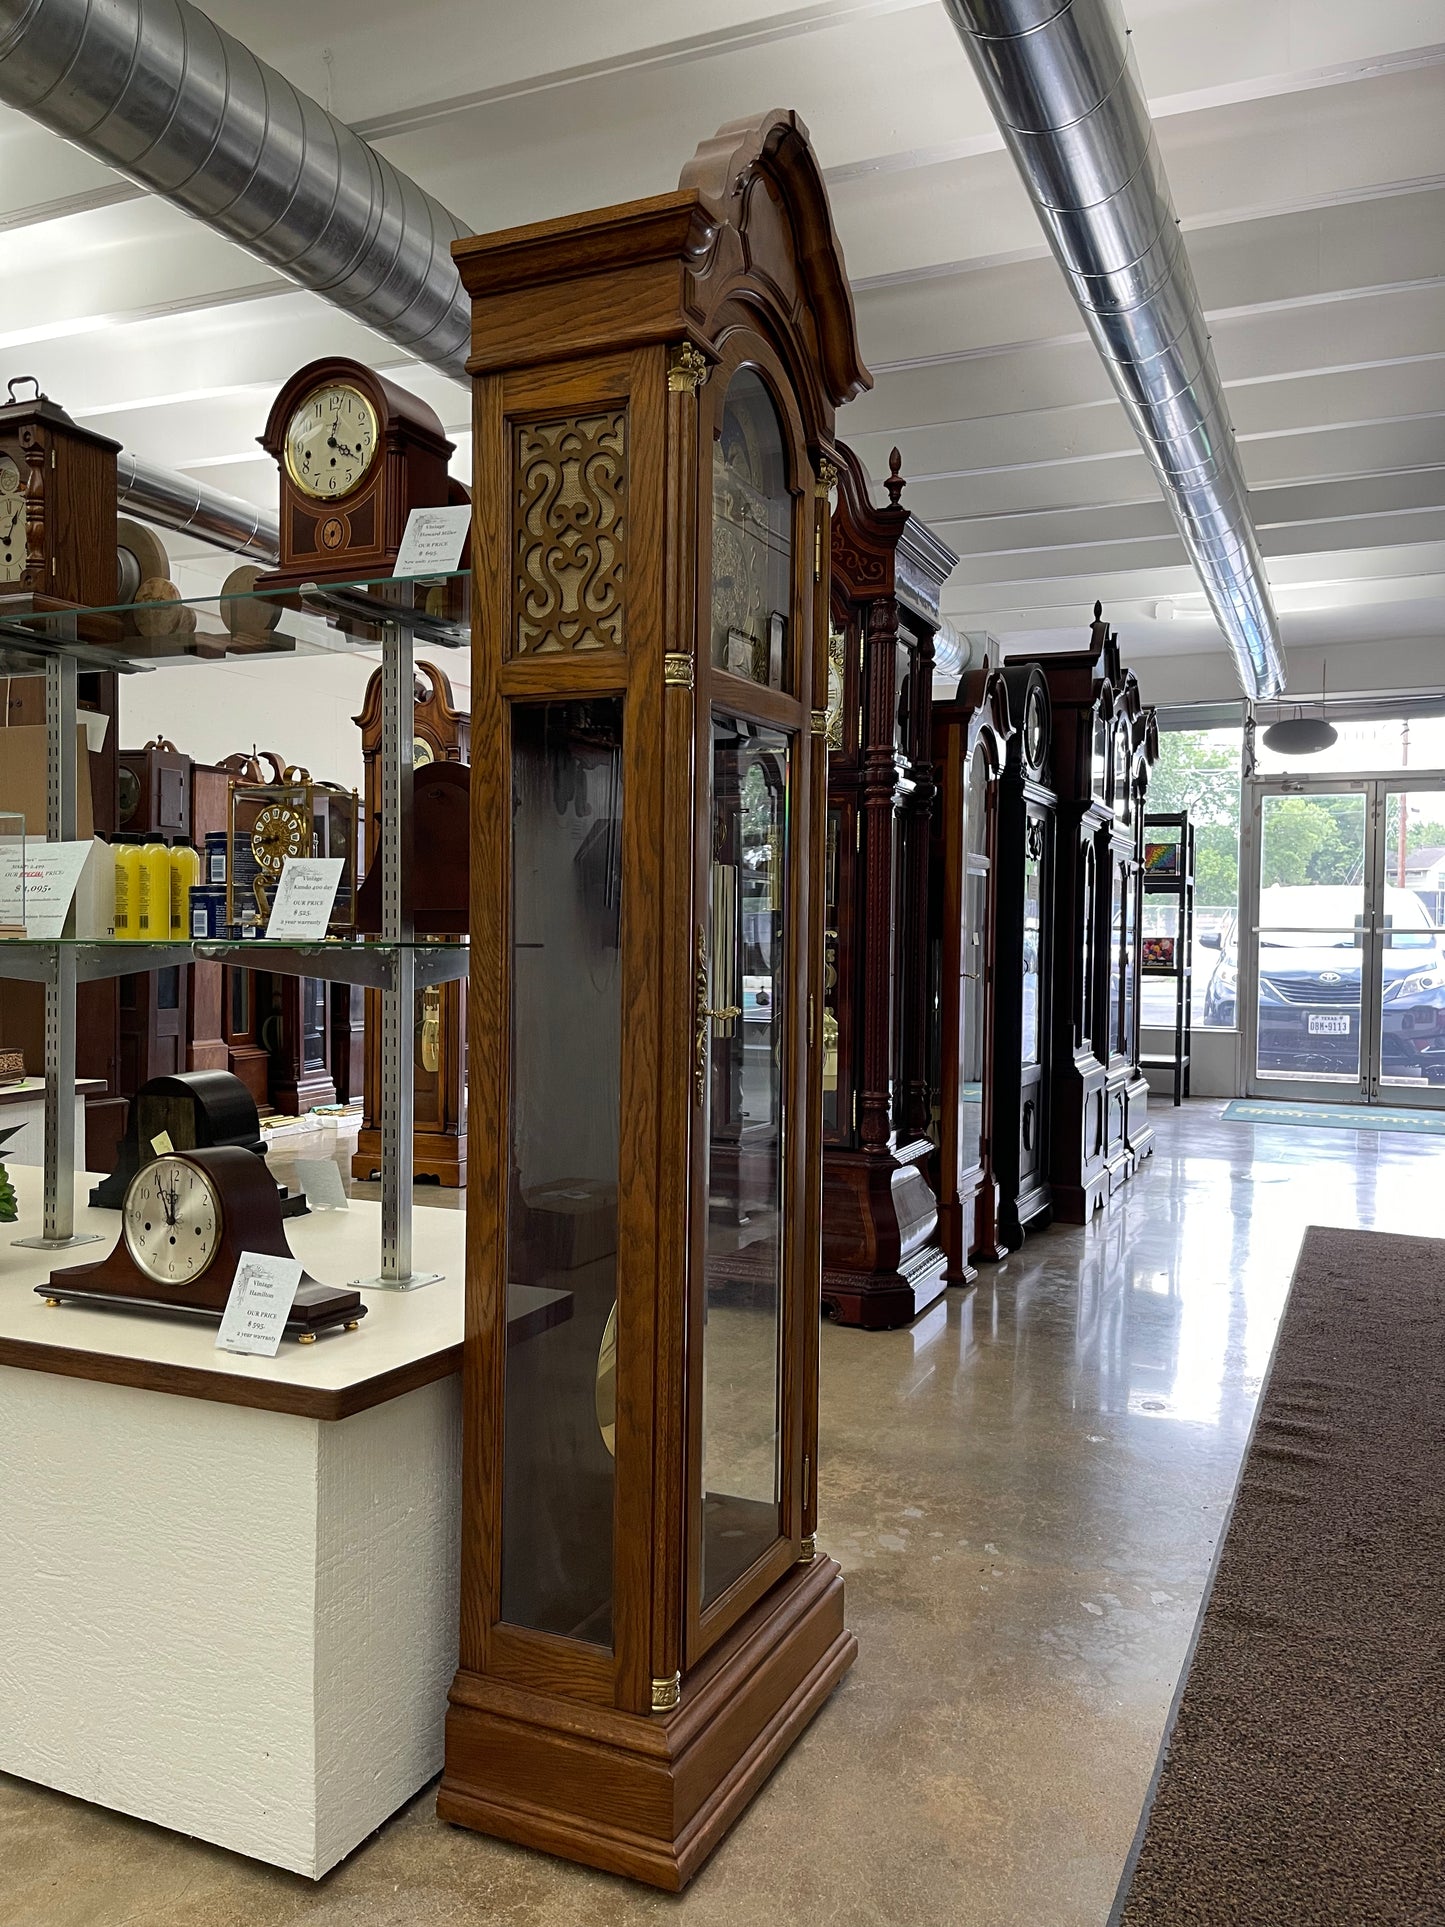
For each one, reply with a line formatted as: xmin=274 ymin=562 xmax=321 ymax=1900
xmin=1140 ymin=810 xmax=1195 ymax=1105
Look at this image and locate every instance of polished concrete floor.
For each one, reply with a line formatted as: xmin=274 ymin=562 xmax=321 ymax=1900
xmin=3 ymin=1101 xmax=1438 ymax=1927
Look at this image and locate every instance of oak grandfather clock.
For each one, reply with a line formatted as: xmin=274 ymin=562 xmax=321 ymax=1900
xmin=440 ymin=110 xmax=869 ymax=1889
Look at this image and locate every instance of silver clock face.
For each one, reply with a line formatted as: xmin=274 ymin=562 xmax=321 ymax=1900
xmin=123 ymin=1154 xmax=221 ymax=1286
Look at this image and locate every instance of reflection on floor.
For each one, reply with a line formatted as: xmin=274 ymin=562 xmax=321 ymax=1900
xmin=3 ymin=1101 xmax=1439 ymax=1927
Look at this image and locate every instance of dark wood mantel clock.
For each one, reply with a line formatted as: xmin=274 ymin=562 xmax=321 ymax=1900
xmin=45 ymin=1145 xmax=364 ymax=1338
xmin=0 ymin=375 xmax=120 ymax=607
xmin=441 ymin=110 xmax=869 ymax=1889
xmin=255 ymin=357 xmax=453 ymax=589
xmin=821 ymin=442 xmax=959 ymax=1328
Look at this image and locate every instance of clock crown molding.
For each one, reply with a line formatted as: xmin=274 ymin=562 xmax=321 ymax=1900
xmin=0 ymin=377 xmax=122 ymax=456
xmin=453 ymin=108 xmax=871 ymax=436
xmin=830 ymin=441 xmax=957 ymax=617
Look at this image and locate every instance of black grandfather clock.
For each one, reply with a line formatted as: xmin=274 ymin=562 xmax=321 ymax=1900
xmin=990 ymin=663 xmax=1057 ymax=1246
xmin=820 ymin=444 xmax=959 ymax=1329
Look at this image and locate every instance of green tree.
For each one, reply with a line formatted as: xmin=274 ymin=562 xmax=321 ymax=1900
xmin=1259 ymin=795 xmax=1360 ymax=887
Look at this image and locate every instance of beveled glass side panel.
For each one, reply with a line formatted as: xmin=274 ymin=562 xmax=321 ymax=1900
xmin=501 ymin=699 xmax=623 ymax=1648
xmin=1109 ymin=860 xmax=1126 ymax=1057
xmin=1022 ymin=814 xmax=1044 ymax=1066
xmin=711 ymin=370 xmax=792 ymax=689
xmin=822 ymin=805 xmax=842 ymax=1135
xmin=701 ymin=714 xmax=788 ymax=1609
xmin=1123 ymin=867 xmax=1137 ymax=1058
xmin=960 ymin=746 xmax=989 ymax=1169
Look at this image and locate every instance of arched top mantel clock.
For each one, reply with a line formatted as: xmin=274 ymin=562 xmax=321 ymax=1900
xmin=442 ymin=111 xmax=869 ymax=1890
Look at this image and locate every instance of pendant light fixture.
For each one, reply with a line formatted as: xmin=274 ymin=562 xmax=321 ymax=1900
xmin=1262 ymin=657 xmax=1338 ymax=755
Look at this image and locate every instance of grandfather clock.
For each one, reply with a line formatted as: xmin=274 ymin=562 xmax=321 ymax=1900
xmin=1023 ymin=604 xmax=1117 ymax=1223
xmin=990 ymin=664 xmax=1057 ymax=1246
xmin=352 ymin=659 xmax=469 ymax=1185
xmin=929 ymin=663 xmax=1012 ymax=1277
xmin=440 ymin=111 xmax=868 ymax=1888
xmin=1116 ymin=687 xmax=1158 ymax=1175
xmin=820 ymin=444 xmax=959 ymax=1328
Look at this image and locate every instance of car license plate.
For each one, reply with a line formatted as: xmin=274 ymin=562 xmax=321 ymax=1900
xmin=1308 ymin=1013 xmax=1351 ymax=1035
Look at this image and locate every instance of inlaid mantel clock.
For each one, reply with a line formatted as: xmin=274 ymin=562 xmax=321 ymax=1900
xmin=442 ymin=111 xmax=869 ymax=1889
xmin=821 ymin=443 xmax=959 ymax=1327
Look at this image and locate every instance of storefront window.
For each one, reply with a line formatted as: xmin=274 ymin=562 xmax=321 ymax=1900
xmin=1142 ymin=726 xmax=1242 ymax=1030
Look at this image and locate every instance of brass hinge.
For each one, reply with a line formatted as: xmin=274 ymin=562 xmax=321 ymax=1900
xmin=667 ymin=341 xmax=709 ymax=394
xmin=663 ymin=653 xmax=694 ymax=689
xmin=651 ymin=1672 xmax=681 ymax=1713
xmin=810 ymin=709 xmax=827 ymax=738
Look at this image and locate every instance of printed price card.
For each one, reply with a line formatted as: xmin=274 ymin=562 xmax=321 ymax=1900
xmin=215 ymin=1252 xmax=304 ymax=1357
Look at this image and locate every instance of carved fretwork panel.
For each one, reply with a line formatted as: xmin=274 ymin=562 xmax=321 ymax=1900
xmin=512 ymin=409 xmax=628 ymax=656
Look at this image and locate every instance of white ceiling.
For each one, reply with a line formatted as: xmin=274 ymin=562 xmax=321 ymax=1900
xmin=2 ymin=0 xmax=1442 ymax=693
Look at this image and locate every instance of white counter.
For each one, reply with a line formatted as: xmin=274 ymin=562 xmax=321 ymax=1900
xmin=0 ymin=1177 xmax=483 ymax=1877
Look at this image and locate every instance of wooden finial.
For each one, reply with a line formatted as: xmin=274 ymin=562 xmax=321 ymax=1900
xmin=1093 ymin=600 xmax=1103 ymax=621
xmin=884 ymin=447 xmax=905 ymax=507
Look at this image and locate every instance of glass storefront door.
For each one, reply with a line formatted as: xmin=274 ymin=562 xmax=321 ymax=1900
xmin=1242 ymin=773 xmax=1445 ymax=1107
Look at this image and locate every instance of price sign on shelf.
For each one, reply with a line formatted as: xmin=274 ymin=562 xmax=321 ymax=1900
xmin=215 ymin=1252 xmax=304 ymax=1357
xmin=392 ymin=503 xmax=472 ymax=579
xmin=263 ymin=857 xmax=345 ymax=942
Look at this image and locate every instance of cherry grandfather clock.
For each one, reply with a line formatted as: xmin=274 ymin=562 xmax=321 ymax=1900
xmin=441 ymin=110 xmax=869 ymax=1889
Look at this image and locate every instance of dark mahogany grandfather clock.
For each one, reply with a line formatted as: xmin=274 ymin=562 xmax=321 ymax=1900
xmin=441 ymin=111 xmax=868 ymax=1889
xmin=256 ymin=357 xmax=452 ymax=588
xmin=821 ymin=443 xmax=958 ymax=1328
xmin=929 ymin=661 xmax=1012 ymax=1278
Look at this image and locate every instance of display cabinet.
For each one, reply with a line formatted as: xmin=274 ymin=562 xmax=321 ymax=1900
xmin=0 ymin=568 xmax=469 ymax=1285
xmin=1140 ymin=809 xmax=1195 ymax=1104
xmin=928 ymin=663 xmax=1013 ymax=1277
xmin=990 ymin=664 xmax=1057 ymax=1246
xmin=440 ymin=110 xmax=866 ymax=1889
xmin=820 ymin=444 xmax=958 ymax=1327
xmin=353 ymin=659 xmax=468 ymax=1185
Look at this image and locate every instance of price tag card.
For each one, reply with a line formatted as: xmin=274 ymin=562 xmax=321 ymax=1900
xmin=263 ymin=857 xmax=345 ymax=941
xmin=0 ymin=840 xmax=94 ymax=938
xmin=392 ymin=504 xmax=472 ymax=579
xmin=216 ymin=1252 xmax=304 ymax=1357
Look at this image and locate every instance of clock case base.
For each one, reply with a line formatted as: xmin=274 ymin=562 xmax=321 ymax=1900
xmin=439 ymin=1556 xmax=854 ymax=1892
xmin=36 ymin=1279 xmax=365 ymax=1339
xmin=820 ymin=1142 xmax=951 ymax=1328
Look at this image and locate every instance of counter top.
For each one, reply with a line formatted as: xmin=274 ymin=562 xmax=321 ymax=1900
xmin=0 ymin=1174 xmax=516 ymax=1420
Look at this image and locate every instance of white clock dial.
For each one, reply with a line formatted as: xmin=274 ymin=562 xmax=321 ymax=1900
xmin=284 ymin=382 xmax=379 ymax=502
xmin=123 ymin=1155 xmax=221 ymax=1286
xmin=0 ymin=456 xmax=24 ymax=584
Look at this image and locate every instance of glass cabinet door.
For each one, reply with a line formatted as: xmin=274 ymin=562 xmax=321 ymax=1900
xmin=700 ymin=715 xmax=789 ymax=1611
xmin=959 ymin=744 xmax=990 ymax=1172
xmin=1021 ymin=813 xmax=1046 ymax=1066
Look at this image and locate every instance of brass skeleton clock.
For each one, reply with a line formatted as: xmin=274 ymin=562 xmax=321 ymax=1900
xmin=441 ymin=110 xmax=870 ymax=1890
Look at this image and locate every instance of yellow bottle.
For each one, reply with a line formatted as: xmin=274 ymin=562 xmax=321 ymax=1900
xmin=168 ymin=834 xmax=200 ymax=940
xmin=112 ymin=835 xmax=142 ymax=940
xmin=137 ymin=833 xmax=172 ymax=941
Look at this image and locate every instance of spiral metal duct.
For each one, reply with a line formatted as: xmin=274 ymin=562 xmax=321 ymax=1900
xmin=0 ymin=0 xmax=474 ymax=377
xmin=116 ymin=449 xmax=279 ymax=562
xmin=941 ymin=0 xmax=1286 ymax=699
xmin=0 ymin=0 xmax=475 ymax=557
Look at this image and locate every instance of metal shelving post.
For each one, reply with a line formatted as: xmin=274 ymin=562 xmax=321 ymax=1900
xmin=360 ymin=614 xmax=441 ymax=1289
xmin=13 ymin=646 xmax=102 ymax=1251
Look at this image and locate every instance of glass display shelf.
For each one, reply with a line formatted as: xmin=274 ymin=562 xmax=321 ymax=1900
xmin=0 ymin=569 xmax=469 ymax=676
xmin=0 ymin=936 xmax=468 ymax=992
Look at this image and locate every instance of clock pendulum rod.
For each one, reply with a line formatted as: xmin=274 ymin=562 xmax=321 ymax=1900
xmin=13 ymin=649 xmax=103 ymax=1252
xmin=360 ymin=615 xmax=441 ymax=1290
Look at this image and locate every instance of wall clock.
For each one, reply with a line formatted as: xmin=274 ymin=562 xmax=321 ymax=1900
xmin=45 ymin=1145 xmax=365 ymax=1338
xmin=256 ymin=357 xmax=453 ymax=590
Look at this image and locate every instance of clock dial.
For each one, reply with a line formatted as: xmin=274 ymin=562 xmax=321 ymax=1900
xmin=1024 ymin=687 xmax=1046 ymax=771
xmin=284 ymin=382 xmax=379 ymax=502
xmin=413 ymin=736 xmax=435 ymax=767
xmin=123 ymin=1154 xmax=221 ymax=1286
xmin=251 ymin=803 xmax=308 ymax=875
xmin=0 ymin=454 xmax=24 ymax=584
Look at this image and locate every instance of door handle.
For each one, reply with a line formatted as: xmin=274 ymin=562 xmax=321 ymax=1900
xmin=694 ymin=925 xmax=741 ymax=1105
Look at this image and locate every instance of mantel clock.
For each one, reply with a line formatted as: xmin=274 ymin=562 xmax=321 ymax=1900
xmin=0 ymin=375 xmax=119 ymax=606
xmin=441 ymin=110 xmax=870 ymax=1888
xmin=821 ymin=442 xmax=959 ymax=1328
xmin=256 ymin=357 xmax=453 ymax=589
